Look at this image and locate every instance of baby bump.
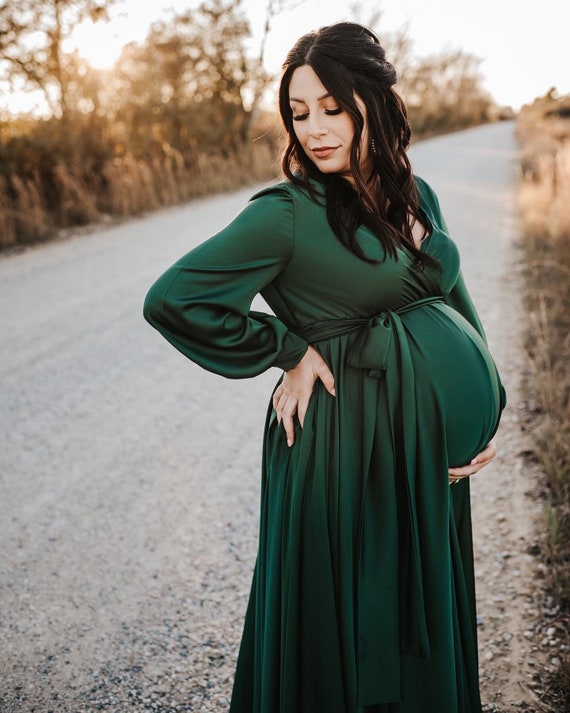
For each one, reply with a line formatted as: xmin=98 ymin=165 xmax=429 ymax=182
xmin=405 ymin=305 xmax=506 ymax=468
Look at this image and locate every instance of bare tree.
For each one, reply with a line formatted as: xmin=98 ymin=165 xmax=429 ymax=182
xmin=113 ymin=0 xmax=252 ymax=153
xmin=0 ymin=0 xmax=118 ymax=120
xmin=242 ymin=0 xmax=304 ymax=139
xmin=348 ymin=0 xmax=383 ymax=32
xmin=348 ymin=1 xmax=493 ymax=135
xmin=399 ymin=48 xmax=493 ymax=135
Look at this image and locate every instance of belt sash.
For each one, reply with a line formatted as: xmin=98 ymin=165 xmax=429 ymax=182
xmin=298 ymin=295 xmax=444 ymax=704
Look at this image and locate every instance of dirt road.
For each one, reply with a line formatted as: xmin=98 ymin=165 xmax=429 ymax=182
xmin=0 ymin=122 xmax=547 ymax=712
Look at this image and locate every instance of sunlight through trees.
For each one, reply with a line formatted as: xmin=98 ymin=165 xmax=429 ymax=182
xmin=0 ymin=0 xmax=499 ymax=247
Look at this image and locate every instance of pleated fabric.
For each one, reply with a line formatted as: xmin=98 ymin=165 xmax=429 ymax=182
xmin=143 ymin=175 xmax=507 ymax=713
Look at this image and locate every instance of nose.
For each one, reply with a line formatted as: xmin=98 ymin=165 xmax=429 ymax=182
xmin=308 ymin=114 xmax=327 ymax=138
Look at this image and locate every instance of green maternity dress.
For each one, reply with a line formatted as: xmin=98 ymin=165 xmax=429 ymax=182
xmin=143 ymin=175 xmax=506 ymax=713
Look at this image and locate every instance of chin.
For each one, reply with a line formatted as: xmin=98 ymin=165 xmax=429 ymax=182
xmin=313 ymin=162 xmax=348 ymax=175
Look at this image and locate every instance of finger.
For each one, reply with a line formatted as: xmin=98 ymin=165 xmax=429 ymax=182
xmin=274 ymin=390 xmax=291 ymax=425
xmin=449 ymin=464 xmax=468 ymax=476
xmin=470 ymin=439 xmax=497 ymax=466
xmin=282 ymin=412 xmax=296 ymax=446
xmin=449 ymin=469 xmax=473 ymax=483
xmin=315 ymin=362 xmax=336 ymax=397
xmin=450 ymin=438 xmax=498 ymax=475
xmin=273 ymin=392 xmax=284 ymax=424
xmin=448 ymin=465 xmax=475 ymax=477
xmin=480 ymin=443 xmax=497 ymax=463
xmin=449 ymin=461 xmax=484 ymax=477
xmin=297 ymin=394 xmax=310 ymax=428
xmin=454 ymin=455 xmax=490 ymax=474
xmin=280 ymin=396 xmax=298 ymax=447
xmin=272 ymin=385 xmax=284 ymax=411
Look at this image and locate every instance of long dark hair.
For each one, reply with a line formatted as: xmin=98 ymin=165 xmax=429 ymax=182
xmin=279 ymin=22 xmax=431 ymax=266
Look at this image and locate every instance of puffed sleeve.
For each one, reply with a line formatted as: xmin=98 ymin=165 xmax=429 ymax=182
xmin=143 ymin=187 xmax=308 ymax=378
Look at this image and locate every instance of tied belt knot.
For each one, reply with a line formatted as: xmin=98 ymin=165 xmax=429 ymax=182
xmin=299 ymin=295 xmax=444 ymax=378
xmin=298 ymin=294 xmax=445 ymax=704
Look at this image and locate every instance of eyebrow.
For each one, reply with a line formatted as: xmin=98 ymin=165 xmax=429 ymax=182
xmin=289 ymin=92 xmax=332 ymax=104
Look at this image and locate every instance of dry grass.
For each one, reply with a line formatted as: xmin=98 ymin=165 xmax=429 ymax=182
xmin=53 ymin=163 xmax=99 ymax=226
xmin=0 ymin=174 xmax=53 ymax=248
xmin=517 ymin=91 xmax=570 ymax=708
xmin=518 ymin=144 xmax=570 ymax=240
xmin=0 ymin=140 xmax=278 ymax=250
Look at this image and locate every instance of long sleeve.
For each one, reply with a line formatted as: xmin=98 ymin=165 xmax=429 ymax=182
xmin=416 ymin=175 xmax=487 ymax=341
xmin=143 ymin=187 xmax=308 ymax=378
xmin=443 ymin=271 xmax=486 ymax=340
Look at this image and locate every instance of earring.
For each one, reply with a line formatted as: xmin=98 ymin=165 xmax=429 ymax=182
xmin=370 ymin=137 xmax=379 ymax=156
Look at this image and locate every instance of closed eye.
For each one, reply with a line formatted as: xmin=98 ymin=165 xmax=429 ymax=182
xmin=292 ymin=107 xmax=343 ymax=122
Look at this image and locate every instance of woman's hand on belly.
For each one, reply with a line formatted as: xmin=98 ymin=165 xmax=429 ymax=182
xmin=448 ymin=437 xmax=498 ymax=485
xmin=273 ymin=345 xmax=336 ymax=447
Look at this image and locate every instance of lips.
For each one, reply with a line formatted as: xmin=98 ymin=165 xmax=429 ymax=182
xmin=311 ymin=146 xmax=339 ymax=158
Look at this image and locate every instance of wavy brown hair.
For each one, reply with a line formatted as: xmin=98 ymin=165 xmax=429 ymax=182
xmin=279 ymin=22 xmax=433 ymax=266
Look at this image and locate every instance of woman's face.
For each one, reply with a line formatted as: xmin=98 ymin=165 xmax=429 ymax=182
xmin=288 ymin=65 xmax=371 ymax=182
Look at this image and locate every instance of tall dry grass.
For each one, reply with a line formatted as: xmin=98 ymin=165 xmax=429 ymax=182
xmin=0 ymin=140 xmax=278 ymax=250
xmin=0 ymin=174 xmax=54 ymax=247
xmin=516 ymin=92 xmax=570 ymax=706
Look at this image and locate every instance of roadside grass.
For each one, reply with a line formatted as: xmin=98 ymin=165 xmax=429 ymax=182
xmin=516 ymin=92 xmax=570 ymax=708
xmin=0 ymin=140 xmax=277 ymax=251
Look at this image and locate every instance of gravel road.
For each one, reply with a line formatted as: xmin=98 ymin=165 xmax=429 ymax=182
xmin=0 ymin=121 xmax=550 ymax=712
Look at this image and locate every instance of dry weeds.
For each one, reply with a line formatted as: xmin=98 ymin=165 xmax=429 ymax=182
xmin=516 ymin=91 xmax=570 ymax=709
xmin=0 ymin=141 xmax=278 ymax=250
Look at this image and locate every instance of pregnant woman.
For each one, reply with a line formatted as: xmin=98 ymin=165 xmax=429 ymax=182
xmin=144 ymin=22 xmax=506 ymax=713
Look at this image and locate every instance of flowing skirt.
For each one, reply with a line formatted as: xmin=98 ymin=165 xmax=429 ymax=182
xmin=230 ymin=302 xmax=505 ymax=713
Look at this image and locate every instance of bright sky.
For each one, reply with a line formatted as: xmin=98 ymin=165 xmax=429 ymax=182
xmin=4 ymin=0 xmax=570 ymax=114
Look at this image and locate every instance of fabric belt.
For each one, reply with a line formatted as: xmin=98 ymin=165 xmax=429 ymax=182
xmin=298 ymin=295 xmax=445 ymax=703
xmin=298 ymin=295 xmax=444 ymax=370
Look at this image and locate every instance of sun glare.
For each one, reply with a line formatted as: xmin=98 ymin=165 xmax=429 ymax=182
xmin=65 ymin=19 xmax=126 ymax=70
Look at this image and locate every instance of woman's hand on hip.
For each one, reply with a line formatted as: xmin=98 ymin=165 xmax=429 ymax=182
xmin=272 ymin=345 xmax=335 ymax=447
xmin=448 ymin=437 xmax=498 ymax=484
